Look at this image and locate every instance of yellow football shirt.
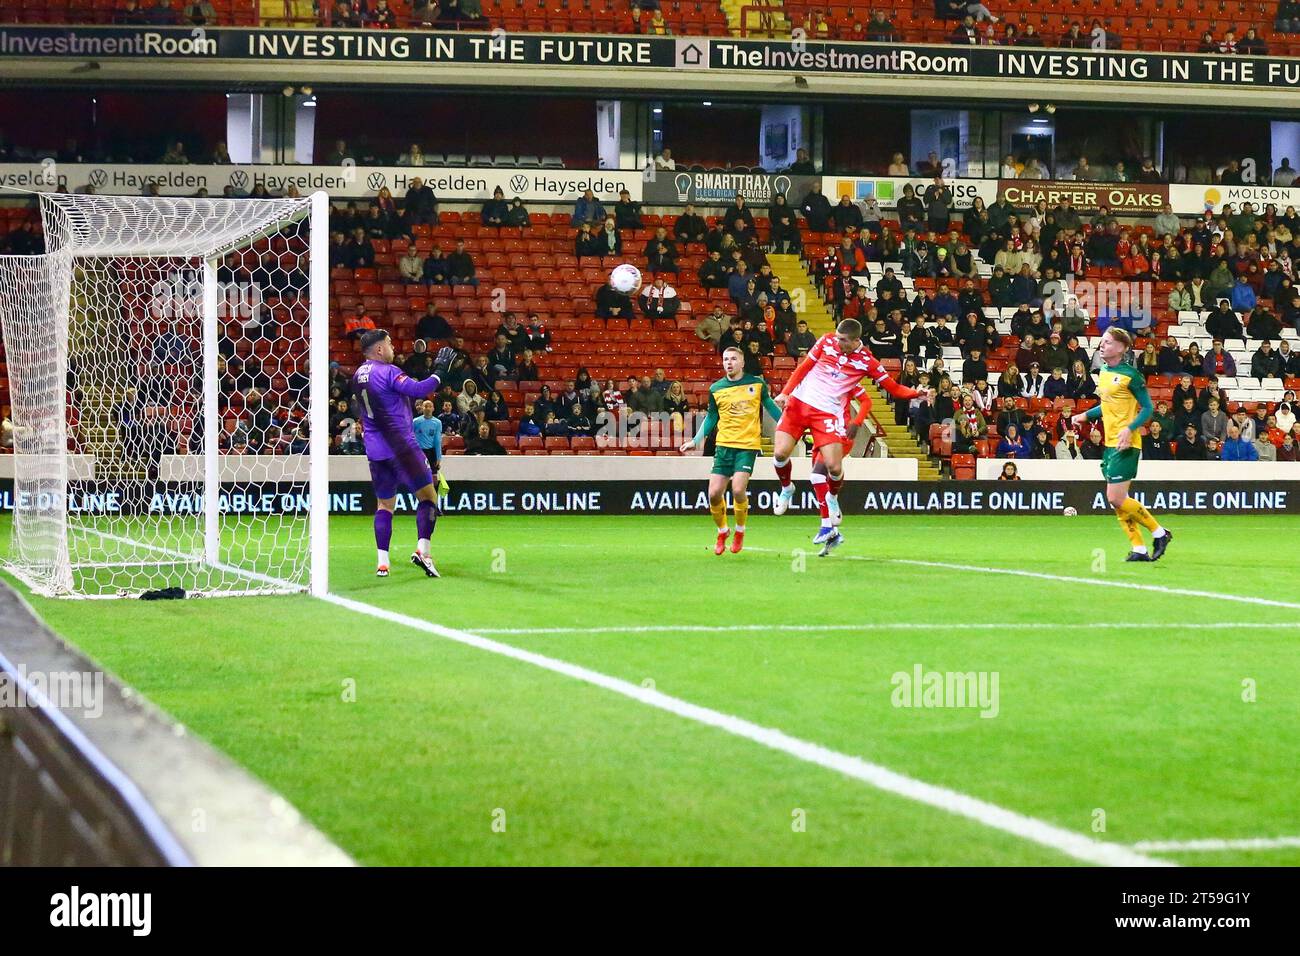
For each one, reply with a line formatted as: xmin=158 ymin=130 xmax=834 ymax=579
xmin=1093 ymin=363 xmax=1151 ymax=449
xmin=699 ymin=374 xmax=781 ymax=451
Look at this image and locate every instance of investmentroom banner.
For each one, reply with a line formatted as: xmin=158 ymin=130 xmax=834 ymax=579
xmin=6 ymin=27 xmax=1300 ymax=90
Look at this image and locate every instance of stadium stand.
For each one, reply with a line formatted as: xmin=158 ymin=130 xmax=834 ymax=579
xmin=7 ymin=179 xmax=1300 ymax=471
xmin=0 ymin=0 xmax=732 ymax=33
xmin=324 ymin=207 xmax=771 ymax=455
xmin=780 ymin=1 xmax=1287 ymax=52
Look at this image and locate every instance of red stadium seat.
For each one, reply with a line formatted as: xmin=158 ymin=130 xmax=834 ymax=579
xmin=951 ymin=453 xmax=976 ymax=481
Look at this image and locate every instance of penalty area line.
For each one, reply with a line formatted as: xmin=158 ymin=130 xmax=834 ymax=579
xmin=472 ymin=621 xmax=1300 ymax=636
xmin=1132 ymin=836 xmax=1300 ymax=853
xmin=319 ymin=590 xmax=1172 ymax=868
xmin=888 ymin=558 xmax=1300 ymax=611
xmin=739 ymin=546 xmax=1300 ymax=613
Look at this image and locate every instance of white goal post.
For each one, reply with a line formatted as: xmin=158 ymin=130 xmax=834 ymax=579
xmin=0 ymin=191 xmax=330 ymax=599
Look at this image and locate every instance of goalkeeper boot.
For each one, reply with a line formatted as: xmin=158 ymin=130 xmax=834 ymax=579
xmin=818 ymin=531 xmax=844 ymax=557
xmin=826 ymin=494 xmax=843 ymax=527
xmin=812 ymin=524 xmax=836 ymax=545
xmin=411 ymin=551 xmax=441 ymax=578
xmin=376 ymin=565 xmax=389 ymax=578
xmin=773 ymin=485 xmax=794 ymax=515
xmin=714 ymin=529 xmax=730 ymax=555
xmin=1150 ymin=529 xmax=1173 ymax=562
xmin=730 ymin=529 xmax=745 ymax=554
xmin=1124 ymin=550 xmax=1152 ymax=562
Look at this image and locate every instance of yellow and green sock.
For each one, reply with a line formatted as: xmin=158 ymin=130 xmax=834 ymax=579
xmin=710 ymin=499 xmax=728 ymax=531
xmin=1114 ymin=509 xmax=1145 ymax=550
xmin=1114 ymin=497 xmax=1164 ymax=551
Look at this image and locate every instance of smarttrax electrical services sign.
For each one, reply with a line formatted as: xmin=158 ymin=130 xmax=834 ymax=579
xmin=7 ymin=26 xmax=1300 ymax=90
xmin=642 ymin=171 xmax=820 ymax=206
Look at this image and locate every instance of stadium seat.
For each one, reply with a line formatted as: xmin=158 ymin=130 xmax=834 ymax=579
xmin=951 ymin=453 xmax=976 ymax=481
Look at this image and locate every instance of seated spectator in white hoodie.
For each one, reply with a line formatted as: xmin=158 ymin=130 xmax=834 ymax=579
xmin=638 ymin=277 xmax=680 ymax=319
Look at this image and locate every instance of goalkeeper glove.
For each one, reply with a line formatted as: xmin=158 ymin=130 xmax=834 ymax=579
xmin=432 ymin=346 xmax=457 ymax=377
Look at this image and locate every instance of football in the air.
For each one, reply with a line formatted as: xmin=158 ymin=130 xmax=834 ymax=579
xmin=1063 ymin=507 xmax=1078 ymax=517
xmin=610 ymin=263 xmax=642 ymax=294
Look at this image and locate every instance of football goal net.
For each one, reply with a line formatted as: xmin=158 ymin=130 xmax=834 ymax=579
xmin=0 ymin=191 xmax=330 ymax=598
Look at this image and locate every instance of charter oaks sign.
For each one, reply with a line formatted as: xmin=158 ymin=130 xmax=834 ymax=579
xmin=0 ymin=162 xmax=636 ymax=202
xmin=8 ymin=26 xmax=1300 ymax=89
xmin=998 ymin=180 xmax=1168 ymax=214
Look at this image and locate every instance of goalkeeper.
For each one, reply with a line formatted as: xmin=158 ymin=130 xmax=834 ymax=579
xmin=352 ymin=329 xmax=456 ymax=579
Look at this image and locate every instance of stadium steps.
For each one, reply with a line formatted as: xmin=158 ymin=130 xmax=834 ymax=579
xmin=259 ymin=0 xmax=314 ymax=25
xmin=859 ymin=380 xmax=941 ymax=480
xmin=721 ymin=0 xmax=790 ymax=37
xmin=766 ymin=253 xmax=938 ymax=474
xmin=765 ymin=253 xmax=834 ymax=337
xmin=67 ymin=261 xmax=132 ymax=461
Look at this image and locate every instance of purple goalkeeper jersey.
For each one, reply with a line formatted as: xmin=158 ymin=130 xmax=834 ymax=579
xmin=351 ymin=360 xmax=441 ymax=460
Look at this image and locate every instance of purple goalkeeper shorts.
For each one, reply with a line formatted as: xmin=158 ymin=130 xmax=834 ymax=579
xmin=368 ymin=445 xmax=435 ymax=500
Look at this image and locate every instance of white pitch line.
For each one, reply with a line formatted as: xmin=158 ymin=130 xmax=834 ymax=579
xmin=78 ymin=527 xmax=302 ymax=594
xmin=473 ymin=621 xmax=1300 ymax=636
xmin=319 ymin=590 xmax=1171 ymax=868
xmin=888 ymin=558 xmax=1300 ymax=611
xmin=717 ymin=545 xmax=1300 ymax=613
xmin=1132 ymin=837 xmax=1300 ymax=853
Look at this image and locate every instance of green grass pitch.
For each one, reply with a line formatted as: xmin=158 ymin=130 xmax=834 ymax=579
xmin=4 ymin=512 xmax=1299 ymax=866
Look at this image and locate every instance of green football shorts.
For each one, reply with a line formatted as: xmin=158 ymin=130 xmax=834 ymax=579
xmin=712 ymin=446 xmax=759 ymax=476
xmin=1101 ymin=446 xmax=1140 ymax=483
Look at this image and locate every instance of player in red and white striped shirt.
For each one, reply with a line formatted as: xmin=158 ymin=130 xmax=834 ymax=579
xmin=773 ymin=319 xmax=923 ymax=538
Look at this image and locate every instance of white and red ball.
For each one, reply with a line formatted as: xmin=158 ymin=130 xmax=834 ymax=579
xmin=610 ymin=263 xmax=642 ymax=294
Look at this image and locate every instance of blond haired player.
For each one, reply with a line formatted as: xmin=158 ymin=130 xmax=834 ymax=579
xmin=1069 ymin=326 xmax=1173 ymax=561
xmin=681 ymin=346 xmax=782 ymax=554
xmin=771 ymin=319 xmax=923 ymax=534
